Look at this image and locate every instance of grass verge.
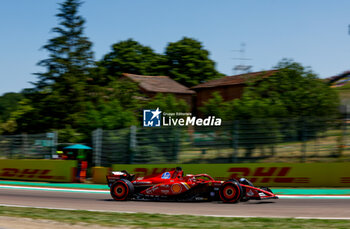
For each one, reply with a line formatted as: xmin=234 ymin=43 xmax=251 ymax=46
xmin=1 ymin=206 xmax=350 ymax=228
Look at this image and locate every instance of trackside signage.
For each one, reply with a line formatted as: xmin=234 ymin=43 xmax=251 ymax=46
xmin=143 ymin=108 xmax=222 ymax=127
xmin=0 ymin=159 xmax=77 ymax=182
xmin=112 ymin=163 xmax=350 ymax=187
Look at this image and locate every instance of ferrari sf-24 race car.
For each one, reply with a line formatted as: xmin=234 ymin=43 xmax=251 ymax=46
xmin=106 ymin=167 xmax=278 ymax=203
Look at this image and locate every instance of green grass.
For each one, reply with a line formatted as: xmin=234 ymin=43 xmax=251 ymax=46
xmin=1 ymin=206 xmax=350 ymax=228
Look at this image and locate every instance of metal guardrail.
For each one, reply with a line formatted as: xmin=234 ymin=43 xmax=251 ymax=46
xmin=92 ymin=118 xmax=350 ymax=166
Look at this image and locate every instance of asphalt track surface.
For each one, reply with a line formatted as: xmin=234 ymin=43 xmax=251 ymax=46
xmin=1 ymin=187 xmax=350 ymax=219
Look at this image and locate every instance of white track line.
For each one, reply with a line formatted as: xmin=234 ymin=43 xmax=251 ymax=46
xmin=278 ymin=194 xmax=350 ymax=199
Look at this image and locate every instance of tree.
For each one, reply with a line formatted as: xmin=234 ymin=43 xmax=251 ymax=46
xmin=35 ymin=0 xmax=93 ymax=89
xmin=164 ymin=37 xmax=223 ymax=87
xmin=199 ymin=91 xmax=284 ymax=157
xmin=0 ymin=99 xmax=34 ymax=134
xmin=28 ymin=0 xmax=94 ymax=132
xmin=199 ymin=92 xmax=228 ymax=119
xmin=97 ymin=39 xmax=166 ymax=84
xmin=80 ymin=99 xmax=138 ymax=130
xmin=0 ymin=92 xmax=23 ymax=122
xmin=145 ymin=94 xmax=189 ymax=113
xmin=199 ymin=60 xmax=339 ymax=156
xmin=243 ymin=60 xmax=339 ymax=120
xmin=136 ymin=94 xmax=189 ymax=162
xmin=77 ymin=80 xmax=142 ymax=133
xmin=200 ymin=60 xmax=339 ymax=121
xmin=257 ymin=60 xmax=340 ymax=141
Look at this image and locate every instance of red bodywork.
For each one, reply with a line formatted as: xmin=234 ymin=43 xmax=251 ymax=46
xmin=106 ymin=168 xmax=278 ymax=203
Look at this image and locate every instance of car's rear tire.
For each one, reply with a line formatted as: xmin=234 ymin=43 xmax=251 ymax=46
xmin=219 ymin=180 xmax=243 ymax=203
xmin=110 ymin=179 xmax=134 ymax=201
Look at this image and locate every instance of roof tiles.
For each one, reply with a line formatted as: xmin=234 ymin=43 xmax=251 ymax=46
xmin=123 ymin=73 xmax=195 ymax=94
xmin=191 ymin=70 xmax=278 ymax=89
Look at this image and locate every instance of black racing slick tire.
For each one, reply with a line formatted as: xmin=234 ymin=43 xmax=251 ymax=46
xmin=110 ymin=179 xmax=134 ymax=201
xmin=219 ymin=180 xmax=243 ymax=203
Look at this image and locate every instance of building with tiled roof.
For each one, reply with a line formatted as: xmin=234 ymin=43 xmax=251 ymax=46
xmin=327 ymin=71 xmax=350 ymax=88
xmin=191 ymin=70 xmax=277 ymax=108
xmin=122 ymin=73 xmax=195 ymax=108
xmin=326 ymin=70 xmax=350 ymax=113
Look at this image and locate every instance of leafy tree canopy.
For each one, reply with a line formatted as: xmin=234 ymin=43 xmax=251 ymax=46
xmin=97 ymin=37 xmax=223 ymax=88
xmin=145 ymin=94 xmax=189 ymax=114
xmin=24 ymin=0 xmax=95 ymax=134
xmin=34 ymin=0 xmax=93 ymax=89
xmin=97 ymin=39 xmax=166 ymax=84
xmin=200 ymin=60 xmax=339 ymax=121
xmin=240 ymin=60 xmax=339 ymax=119
xmin=200 ymin=60 xmax=339 ymax=154
xmin=75 ymin=80 xmax=142 ymax=139
xmin=0 ymin=99 xmax=34 ymax=134
xmin=164 ymin=37 xmax=223 ymax=87
xmin=0 ymin=92 xmax=24 ymax=122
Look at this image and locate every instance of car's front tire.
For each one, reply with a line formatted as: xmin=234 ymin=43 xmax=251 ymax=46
xmin=219 ymin=180 xmax=243 ymax=203
xmin=110 ymin=179 xmax=134 ymax=201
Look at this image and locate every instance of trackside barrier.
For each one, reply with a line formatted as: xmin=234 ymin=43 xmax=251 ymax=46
xmin=111 ymin=163 xmax=350 ymax=187
xmin=0 ymin=159 xmax=77 ymax=182
xmin=92 ymin=167 xmax=109 ymax=184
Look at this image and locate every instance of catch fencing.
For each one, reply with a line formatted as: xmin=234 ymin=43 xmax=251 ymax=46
xmin=92 ymin=118 xmax=350 ymax=166
xmin=0 ymin=132 xmax=57 ymax=159
xmin=2 ymin=118 xmax=349 ymax=165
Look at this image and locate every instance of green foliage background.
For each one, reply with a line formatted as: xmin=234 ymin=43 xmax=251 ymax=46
xmin=0 ymin=0 xmax=340 ymax=147
xmin=199 ymin=60 xmax=340 ymax=155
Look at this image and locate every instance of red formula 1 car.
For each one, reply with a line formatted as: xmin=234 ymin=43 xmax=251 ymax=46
xmin=106 ymin=167 xmax=278 ymax=203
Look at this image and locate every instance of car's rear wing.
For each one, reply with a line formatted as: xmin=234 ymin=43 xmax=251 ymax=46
xmin=106 ymin=170 xmax=135 ymax=187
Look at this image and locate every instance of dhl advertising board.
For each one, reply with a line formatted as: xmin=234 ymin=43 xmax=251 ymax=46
xmin=0 ymin=160 xmax=77 ymax=182
xmin=112 ymin=163 xmax=350 ymax=187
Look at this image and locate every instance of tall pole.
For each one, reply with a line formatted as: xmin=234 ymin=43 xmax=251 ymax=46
xmin=232 ymin=43 xmax=252 ymax=74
